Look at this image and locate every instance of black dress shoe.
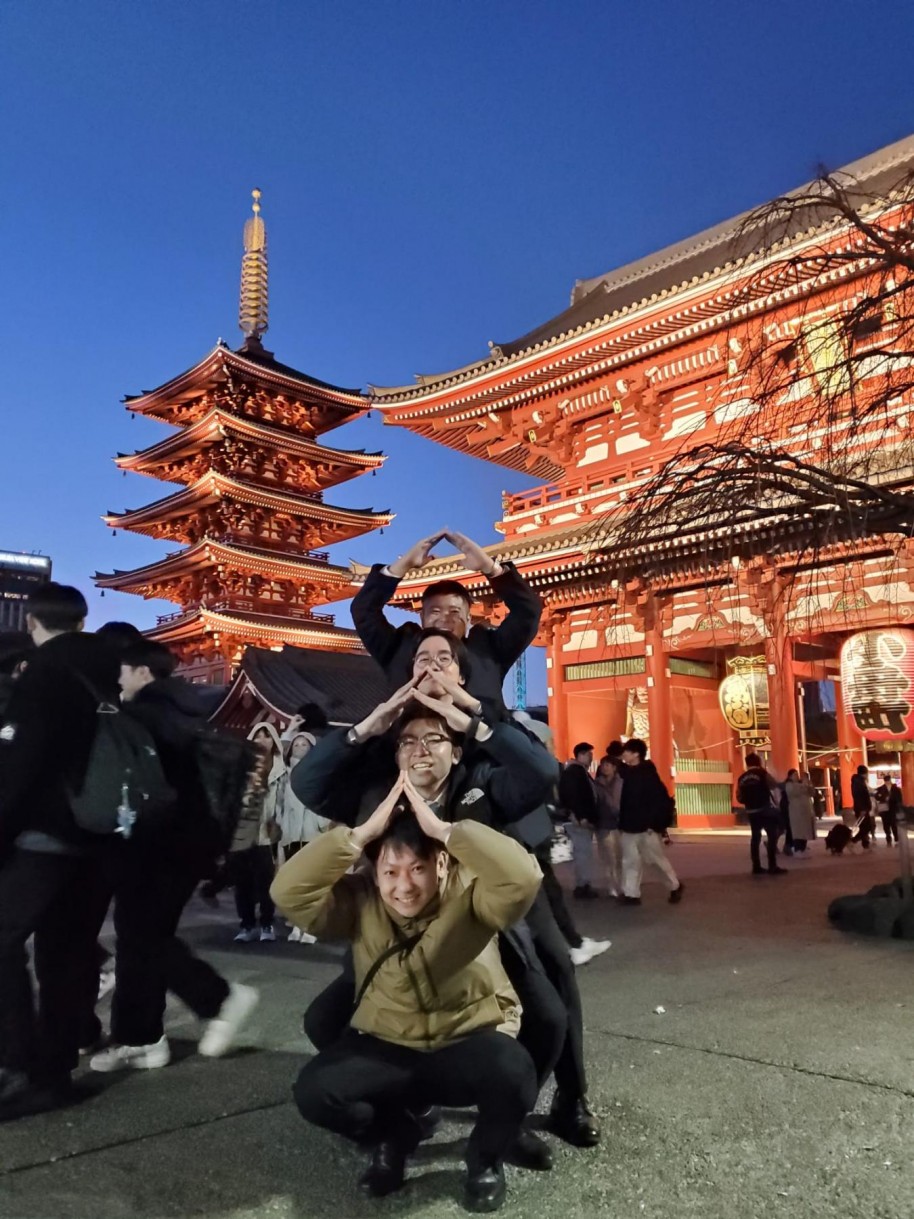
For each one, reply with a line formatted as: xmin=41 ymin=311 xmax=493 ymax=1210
xmin=548 ymin=1094 xmax=601 ymax=1147
xmin=768 ymin=866 xmax=788 ymax=875
xmin=506 ymin=1127 xmax=553 ymax=1171
xmin=358 ymin=1141 xmax=407 ymax=1197
xmin=464 ymin=1163 xmax=507 ymax=1212
xmin=409 ymin=1103 xmax=441 ymax=1141
xmin=620 ymin=895 xmax=642 ymax=906
xmin=0 ymin=1074 xmax=82 ymax=1123
xmin=669 ymin=883 xmax=684 ymax=904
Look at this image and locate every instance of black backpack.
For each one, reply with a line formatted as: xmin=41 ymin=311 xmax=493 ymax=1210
xmin=192 ymin=728 xmax=261 ymax=851
xmin=68 ymin=675 xmax=176 ymax=837
xmin=737 ymin=769 xmax=771 ymax=811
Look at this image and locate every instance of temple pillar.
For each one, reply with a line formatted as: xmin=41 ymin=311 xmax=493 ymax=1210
xmin=749 ymin=567 xmax=799 ymax=781
xmin=834 ymin=679 xmax=863 ymax=810
xmin=547 ymin=616 xmax=568 ymax=761
xmin=900 ymin=750 xmax=914 ymax=809
xmin=644 ymin=604 xmax=675 ymax=792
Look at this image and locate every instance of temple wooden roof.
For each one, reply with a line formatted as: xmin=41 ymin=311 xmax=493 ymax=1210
xmin=115 ymin=408 xmax=384 ymax=487
xmin=95 ymin=538 xmax=355 ymax=596
xmin=211 ymin=645 xmax=390 ymax=728
xmin=125 ymin=342 xmax=367 ymax=431
xmin=371 ymin=135 xmax=914 ymax=409
xmin=145 ymin=605 xmax=364 ymax=652
xmin=105 ymin=472 xmax=393 ymax=541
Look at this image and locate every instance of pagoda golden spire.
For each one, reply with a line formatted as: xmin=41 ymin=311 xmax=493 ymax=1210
xmin=239 ymin=188 xmax=269 ymax=342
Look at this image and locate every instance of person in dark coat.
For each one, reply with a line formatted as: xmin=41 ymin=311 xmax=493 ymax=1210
xmin=558 ymin=742 xmax=599 ymax=899
xmin=87 ymin=642 xmax=259 ymax=1072
xmin=736 ymin=752 xmax=784 ymax=876
xmin=874 ymin=774 xmax=901 ymax=845
xmin=0 ymin=583 xmax=121 ymax=1119
xmin=851 ymin=765 xmax=874 ymax=848
xmin=350 ymin=529 xmax=541 ymax=722
xmin=618 ymin=739 xmax=682 ymax=905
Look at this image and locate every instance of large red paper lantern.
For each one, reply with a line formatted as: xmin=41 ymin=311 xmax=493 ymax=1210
xmin=840 ymin=629 xmax=914 ymax=741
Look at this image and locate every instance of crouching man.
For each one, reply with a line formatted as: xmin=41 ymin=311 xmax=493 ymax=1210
xmin=271 ymin=771 xmax=542 ymax=1213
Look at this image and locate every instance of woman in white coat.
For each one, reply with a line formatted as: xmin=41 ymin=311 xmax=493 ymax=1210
xmin=784 ymin=769 xmax=816 ymax=854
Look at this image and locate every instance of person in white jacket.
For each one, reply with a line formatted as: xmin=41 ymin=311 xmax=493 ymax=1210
xmin=229 ymin=723 xmax=285 ymax=943
xmin=278 ymin=731 xmax=329 ymax=942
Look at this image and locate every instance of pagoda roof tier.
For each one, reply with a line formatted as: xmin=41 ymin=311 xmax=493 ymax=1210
xmin=145 ymin=605 xmax=364 ymax=653
xmin=115 ymin=407 xmax=384 ymax=490
xmin=125 ymin=343 xmax=367 ymax=432
xmin=105 ymin=472 xmax=393 ymax=543
xmin=95 ymin=539 xmax=356 ymax=598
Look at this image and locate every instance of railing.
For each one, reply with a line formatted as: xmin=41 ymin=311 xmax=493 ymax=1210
xmin=503 ymin=469 xmax=635 ymax=517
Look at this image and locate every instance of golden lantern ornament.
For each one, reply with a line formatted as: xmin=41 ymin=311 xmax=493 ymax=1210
xmin=840 ymin=629 xmax=914 ymax=741
xmin=719 ymin=656 xmax=770 ymax=746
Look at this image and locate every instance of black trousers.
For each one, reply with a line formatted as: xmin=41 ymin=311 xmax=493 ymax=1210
xmin=80 ymin=841 xmax=231 ymax=1048
xmin=228 ymin=845 xmax=275 ymax=929
xmin=748 ymin=811 xmax=781 ymax=870
xmin=294 ymin=1028 xmax=537 ymax=1172
xmin=0 ymin=849 xmax=102 ymax=1082
xmin=304 ymin=941 xmax=566 ymax=1093
xmin=535 ymin=849 xmax=582 ymax=949
xmin=853 ymin=813 xmax=875 ymax=848
xmin=524 ymin=887 xmax=587 ymax=1099
xmin=881 ymin=812 xmax=899 ymax=844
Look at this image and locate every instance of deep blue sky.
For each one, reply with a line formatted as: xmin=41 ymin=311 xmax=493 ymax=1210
xmin=2 ymin=1 xmax=913 ymax=703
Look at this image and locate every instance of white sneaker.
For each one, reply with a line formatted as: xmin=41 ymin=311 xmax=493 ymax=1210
xmin=233 ymin=928 xmax=258 ymax=943
xmin=198 ymin=983 xmax=260 ymax=1058
xmin=288 ymin=926 xmax=302 ymax=942
xmin=89 ymin=1036 xmax=170 ymax=1073
xmin=259 ymin=926 xmax=276 ymax=942
xmin=298 ymin=930 xmax=317 ymax=945
xmin=569 ymin=937 xmax=612 ymax=967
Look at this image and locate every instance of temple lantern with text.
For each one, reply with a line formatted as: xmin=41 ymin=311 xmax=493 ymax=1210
xmin=719 ymin=656 xmax=770 ymax=746
xmin=840 ymin=629 xmax=914 ymax=741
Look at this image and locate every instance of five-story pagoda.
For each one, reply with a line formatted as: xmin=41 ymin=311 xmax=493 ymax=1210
xmin=96 ymin=191 xmax=391 ymax=680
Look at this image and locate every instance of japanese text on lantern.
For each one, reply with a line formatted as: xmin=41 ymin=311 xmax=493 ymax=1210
xmin=840 ymin=629 xmax=914 ymax=741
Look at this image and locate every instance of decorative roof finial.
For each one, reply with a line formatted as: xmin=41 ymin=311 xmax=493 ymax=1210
xmin=239 ymin=188 xmax=269 ymax=346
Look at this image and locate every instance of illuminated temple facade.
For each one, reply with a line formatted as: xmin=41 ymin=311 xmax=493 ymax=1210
xmin=373 ymin=136 xmax=914 ymax=825
xmin=97 ymin=193 xmax=390 ymax=680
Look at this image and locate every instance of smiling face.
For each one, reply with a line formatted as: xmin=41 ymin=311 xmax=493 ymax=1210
xmin=421 ymin=593 xmax=470 ymax=639
xmin=375 ymin=841 xmax=448 ymax=918
xmin=396 ymin=715 xmax=460 ymax=796
xmin=289 ymin=735 xmax=312 ymax=761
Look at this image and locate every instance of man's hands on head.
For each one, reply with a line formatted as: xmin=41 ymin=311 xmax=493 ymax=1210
xmin=388 ymin=533 xmax=446 ymax=579
xmin=350 ymin=773 xmax=406 ymax=851
xmin=444 ymin=530 xmax=503 ymax=579
xmin=351 ymin=676 xmax=423 ymax=743
xmin=402 ymin=774 xmax=452 ymax=845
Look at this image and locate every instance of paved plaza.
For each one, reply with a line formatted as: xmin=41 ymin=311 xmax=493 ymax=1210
xmin=1 ymin=835 xmax=912 ymax=1219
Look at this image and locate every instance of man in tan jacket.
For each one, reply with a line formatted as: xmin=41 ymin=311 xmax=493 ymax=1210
xmin=271 ymin=767 xmax=541 ymax=1213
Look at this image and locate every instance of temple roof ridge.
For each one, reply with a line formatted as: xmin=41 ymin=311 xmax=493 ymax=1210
xmin=95 ymin=537 xmax=356 ymax=589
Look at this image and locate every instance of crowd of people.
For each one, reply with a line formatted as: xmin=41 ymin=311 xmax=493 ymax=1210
xmin=0 ymin=527 xmax=896 ymax=1212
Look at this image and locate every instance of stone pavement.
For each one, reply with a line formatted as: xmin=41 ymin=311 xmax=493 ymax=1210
xmin=1 ymin=835 xmax=912 ymax=1219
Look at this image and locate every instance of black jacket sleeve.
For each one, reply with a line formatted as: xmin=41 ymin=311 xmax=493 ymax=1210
xmin=350 ymin=564 xmax=404 ymax=671
xmin=290 ymin=727 xmax=396 ymax=827
xmin=476 ymin=722 xmax=557 ymax=823
xmin=558 ymin=764 xmax=597 ymax=823
xmin=481 ymin=563 xmax=542 ymax=675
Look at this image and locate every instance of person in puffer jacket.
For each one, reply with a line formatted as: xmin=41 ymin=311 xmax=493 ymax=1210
xmin=618 ymin=738 xmax=683 ymax=906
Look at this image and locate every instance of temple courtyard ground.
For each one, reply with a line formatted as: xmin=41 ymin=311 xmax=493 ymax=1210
xmin=0 ymin=834 xmax=912 ymax=1219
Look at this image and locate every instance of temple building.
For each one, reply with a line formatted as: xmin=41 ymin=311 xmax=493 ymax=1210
xmin=97 ymin=192 xmax=391 ymax=681
xmin=371 ymin=135 xmax=914 ymax=826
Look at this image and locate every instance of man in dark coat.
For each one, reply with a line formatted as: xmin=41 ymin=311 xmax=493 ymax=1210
xmin=851 ymin=764 xmax=874 ymax=848
xmin=351 ymin=529 xmax=541 ymax=721
xmin=618 ymin=739 xmax=683 ymax=905
xmin=736 ymin=752 xmax=784 ymax=876
xmin=558 ymin=742 xmax=599 ymax=900
xmin=0 ymin=583 xmax=120 ymax=1119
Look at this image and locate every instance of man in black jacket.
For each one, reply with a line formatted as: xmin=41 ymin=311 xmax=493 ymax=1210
xmin=736 ymin=752 xmax=784 ymax=875
xmin=0 ymin=583 xmax=120 ymax=1119
xmin=618 ymin=739 xmax=682 ymax=906
xmin=87 ymin=642 xmax=258 ymax=1072
xmin=351 ymin=529 xmax=541 ymax=721
xmin=558 ymin=742 xmax=599 ymax=900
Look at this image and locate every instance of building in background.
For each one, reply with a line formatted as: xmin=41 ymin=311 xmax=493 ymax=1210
xmin=0 ymin=551 xmax=52 ymax=631
xmin=372 ymin=135 xmax=914 ymax=825
xmin=96 ymin=192 xmax=391 ymax=682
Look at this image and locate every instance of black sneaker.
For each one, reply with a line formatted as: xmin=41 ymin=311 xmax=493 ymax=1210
xmin=768 ymin=866 xmax=788 ymax=875
xmin=751 ymin=866 xmax=765 ymax=875
xmin=668 ymin=883 xmax=684 ymax=904
xmin=620 ymin=895 xmax=642 ymax=906
xmin=506 ymin=1127 xmax=553 ymax=1171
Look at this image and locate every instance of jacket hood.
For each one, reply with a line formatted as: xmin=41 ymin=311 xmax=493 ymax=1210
xmin=247 ymin=720 xmax=284 ymax=753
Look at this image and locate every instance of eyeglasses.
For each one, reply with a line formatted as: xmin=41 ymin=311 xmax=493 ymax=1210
xmin=415 ymin=652 xmax=456 ymax=669
xmin=396 ymin=733 xmax=451 ymax=753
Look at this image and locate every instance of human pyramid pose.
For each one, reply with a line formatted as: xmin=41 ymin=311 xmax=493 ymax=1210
xmin=271 ymin=529 xmax=604 ymax=1212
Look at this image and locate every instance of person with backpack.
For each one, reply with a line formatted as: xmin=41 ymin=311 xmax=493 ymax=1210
xmin=737 ymin=753 xmax=786 ymax=876
xmin=88 ymin=642 xmax=259 ymax=1072
xmin=0 ymin=583 xmax=121 ymax=1119
xmin=617 ymin=739 xmax=683 ymax=905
